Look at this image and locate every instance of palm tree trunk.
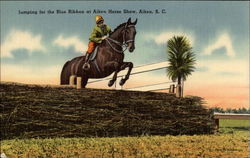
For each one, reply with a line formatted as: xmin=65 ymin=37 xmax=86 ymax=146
xmin=176 ymin=76 xmax=182 ymax=98
xmin=178 ymin=76 xmax=181 ymax=85
xmin=182 ymin=79 xmax=184 ymax=97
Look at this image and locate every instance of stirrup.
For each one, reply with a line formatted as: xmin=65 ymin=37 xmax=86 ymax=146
xmin=83 ymin=63 xmax=90 ymax=70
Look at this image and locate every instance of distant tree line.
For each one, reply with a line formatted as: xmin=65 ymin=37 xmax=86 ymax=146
xmin=211 ymin=107 xmax=250 ymax=114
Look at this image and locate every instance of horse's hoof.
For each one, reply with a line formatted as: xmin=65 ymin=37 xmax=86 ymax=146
xmin=119 ymin=79 xmax=126 ymax=86
xmin=108 ymin=80 xmax=115 ymax=87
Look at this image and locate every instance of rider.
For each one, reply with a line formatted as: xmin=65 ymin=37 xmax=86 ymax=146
xmin=83 ymin=15 xmax=112 ymax=70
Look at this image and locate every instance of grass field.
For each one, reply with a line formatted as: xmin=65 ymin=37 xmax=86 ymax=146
xmin=1 ymin=119 xmax=249 ymax=158
xmin=219 ymin=119 xmax=249 ymax=135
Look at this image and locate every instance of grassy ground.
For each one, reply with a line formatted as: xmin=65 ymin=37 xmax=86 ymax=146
xmin=1 ymin=119 xmax=249 ymax=158
xmin=219 ymin=119 xmax=249 ymax=136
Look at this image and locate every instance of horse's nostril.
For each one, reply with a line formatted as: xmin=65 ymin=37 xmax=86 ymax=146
xmin=129 ymin=48 xmax=134 ymax=52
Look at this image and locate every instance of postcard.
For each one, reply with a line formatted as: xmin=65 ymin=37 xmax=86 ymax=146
xmin=1 ymin=1 xmax=249 ymax=157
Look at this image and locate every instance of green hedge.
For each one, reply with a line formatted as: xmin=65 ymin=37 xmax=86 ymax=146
xmin=1 ymin=83 xmax=215 ymax=139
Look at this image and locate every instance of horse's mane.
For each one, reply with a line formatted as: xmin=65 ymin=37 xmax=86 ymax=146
xmin=110 ymin=22 xmax=126 ymax=35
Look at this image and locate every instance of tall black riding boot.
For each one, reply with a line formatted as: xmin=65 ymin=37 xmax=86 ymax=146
xmin=83 ymin=53 xmax=91 ymax=70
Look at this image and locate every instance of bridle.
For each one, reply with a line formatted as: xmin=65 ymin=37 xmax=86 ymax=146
xmin=105 ymin=25 xmax=135 ymax=53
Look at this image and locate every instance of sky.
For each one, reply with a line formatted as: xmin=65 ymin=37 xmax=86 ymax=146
xmin=1 ymin=1 xmax=249 ymax=109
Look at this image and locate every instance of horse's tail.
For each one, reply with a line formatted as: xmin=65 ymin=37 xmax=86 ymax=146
xmin=60 ymin=60 xmax=70 ymax=85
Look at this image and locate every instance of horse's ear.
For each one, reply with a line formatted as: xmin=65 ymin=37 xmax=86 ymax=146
xmin=133 ymin=19 xmax=137 ymax=25
xmin=127 ymin=18 xmax=131 ymax=24
xmin=125 ymin=23 xmax=128 ymax=28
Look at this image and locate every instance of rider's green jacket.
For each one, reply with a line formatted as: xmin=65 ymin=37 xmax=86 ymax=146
xmin=89 ymin=24 xmax=112 ymax=43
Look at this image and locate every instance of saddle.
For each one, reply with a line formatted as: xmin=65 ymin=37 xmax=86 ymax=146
xmin=86 ymin=46 xmax=101 ymax=73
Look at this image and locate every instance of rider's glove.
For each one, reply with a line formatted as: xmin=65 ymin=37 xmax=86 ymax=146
xmin=102 ymin=36 xmax=108 ymax=40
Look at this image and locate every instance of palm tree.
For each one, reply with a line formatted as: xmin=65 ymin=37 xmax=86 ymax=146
xmin=166 ymin=36 xmax=196 ymax=97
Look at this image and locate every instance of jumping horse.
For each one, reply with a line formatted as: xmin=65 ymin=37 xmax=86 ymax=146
xmin=60 ymin=18 xmax=137 ymax=88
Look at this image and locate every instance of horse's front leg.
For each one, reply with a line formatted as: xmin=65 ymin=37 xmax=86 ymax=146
xmin=119 ymin=62 xmax=133 ymax=86
xmin=104 ymin=61 xmax=120 ymax=87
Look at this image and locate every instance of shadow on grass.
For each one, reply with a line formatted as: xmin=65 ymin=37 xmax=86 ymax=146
xmin=229 ymin=127 xmax=250 ymax=131
xmin=220 ymin=126 xmax=250 ymax=134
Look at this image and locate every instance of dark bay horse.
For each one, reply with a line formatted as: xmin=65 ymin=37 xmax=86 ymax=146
xmin=60 ymin=18 xmax=137 ymax=88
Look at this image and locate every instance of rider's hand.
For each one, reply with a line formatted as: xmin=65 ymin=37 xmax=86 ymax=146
xmin=102 ymin=36 xmax=107 ymax=40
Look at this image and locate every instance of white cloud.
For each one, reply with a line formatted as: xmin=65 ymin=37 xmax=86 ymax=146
xmin=190 ymin=59 xmax=249 ymax=85
xmin=1 ymin=64 xmax=61 ymax=85
xmin=53 ymin=35 xmax=87 ymax=53
xmin=197 ymin=59 xmax=248 ymax=75
xmin=151 ymin=31 xmax=195 ymax=45
xmin=203 ymin=33 xmax=235 ymax=57
xmin=1 ymin=30 xmax=45 ymax=58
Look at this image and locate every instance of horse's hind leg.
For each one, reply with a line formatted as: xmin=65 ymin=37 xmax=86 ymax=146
xmin=82 ymin=77 xmax=88 ymax=88
xmin=119 ymin=62 xmax=133 ymax=86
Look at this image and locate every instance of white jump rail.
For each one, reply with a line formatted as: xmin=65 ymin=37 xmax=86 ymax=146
xmin=213 ymin=113 xmax=250 ymax=130
xmin=214 ymin=113 xmax=250 ymax=120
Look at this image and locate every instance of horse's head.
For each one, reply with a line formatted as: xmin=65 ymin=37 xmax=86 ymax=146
xmin=123 ymin=18 xmax=137 ymax=52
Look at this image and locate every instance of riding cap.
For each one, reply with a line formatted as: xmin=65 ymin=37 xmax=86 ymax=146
xmin=95 ymin=15 xmax=104 ymax=24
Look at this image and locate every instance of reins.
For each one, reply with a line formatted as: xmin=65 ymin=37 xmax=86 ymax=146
xmin=105 ymin=25 xmax=135 ymax=54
